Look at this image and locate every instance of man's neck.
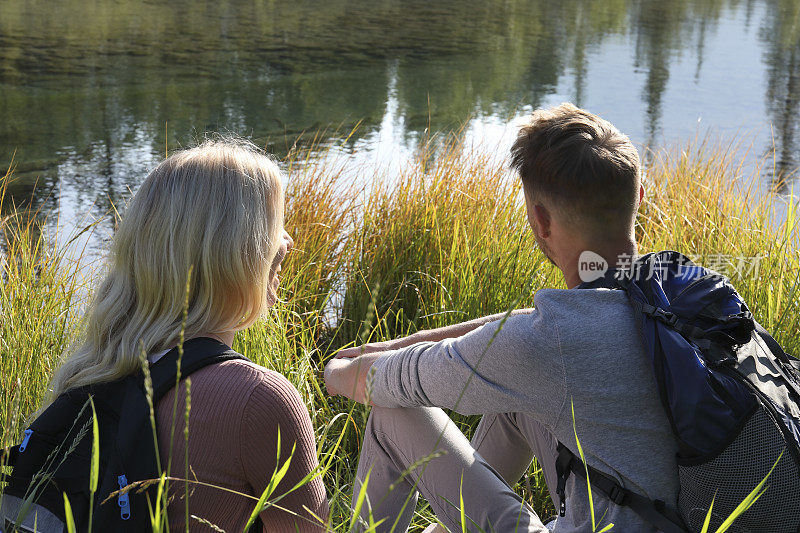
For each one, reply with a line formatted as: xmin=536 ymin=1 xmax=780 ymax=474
xmin=560 ymin=240 xmax=638 ymax=289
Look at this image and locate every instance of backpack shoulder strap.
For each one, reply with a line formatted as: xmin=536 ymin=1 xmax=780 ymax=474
xmin=112 ymin=337 xmax=250 ymax=477
xmin=139 ymin=339 xmax=262 ymax=532
xmin=555 ymin=443 xmax=689 ymax=533
xmin=148 ymin=337 xmax=249 ymax=403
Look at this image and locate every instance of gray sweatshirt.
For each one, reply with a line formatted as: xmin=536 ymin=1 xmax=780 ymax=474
xmin=369 ymin=287 xmax=680 ymax=533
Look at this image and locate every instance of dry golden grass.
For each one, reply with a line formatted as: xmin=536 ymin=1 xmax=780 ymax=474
xmin=2 ymin=135 xmax=798 ymax=530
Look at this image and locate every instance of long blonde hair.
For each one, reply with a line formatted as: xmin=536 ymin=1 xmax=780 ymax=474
xmin=49 ymin=138 xmax=284 ymax=399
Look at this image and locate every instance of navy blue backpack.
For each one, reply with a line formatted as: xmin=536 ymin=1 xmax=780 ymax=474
xmin=557 ymin=251 xmax=800 ymax=533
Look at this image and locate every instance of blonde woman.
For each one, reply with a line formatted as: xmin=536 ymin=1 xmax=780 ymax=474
xmin=44 ymin=139 xmax=328 ymax=531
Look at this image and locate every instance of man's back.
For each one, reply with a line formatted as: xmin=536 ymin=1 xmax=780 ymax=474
xmin=328 ymin=103 xmax=683 ymax=532
xmin=369 ymin=287 xmax=680 ymax=531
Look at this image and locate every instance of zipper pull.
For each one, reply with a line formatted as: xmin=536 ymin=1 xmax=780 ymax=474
xmin=118 ymin=475 xmax=131 ymax=520
xmin=554 ymin=443 xmax=573 ymax=518
xmin=19 ymin=429 xmax=33 ymax=452
xmin=555 ymin=474 xmax=567 ymax=517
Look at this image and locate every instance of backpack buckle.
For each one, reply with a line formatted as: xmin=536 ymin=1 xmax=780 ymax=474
xmin=608 ymin=484 xmax=630 ymax=506
xmin=651 ymin=307 xmax=679 ymax=327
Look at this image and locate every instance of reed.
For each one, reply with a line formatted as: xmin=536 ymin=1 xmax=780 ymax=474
xmin=0 ymin=169 xmax=87 ymax=446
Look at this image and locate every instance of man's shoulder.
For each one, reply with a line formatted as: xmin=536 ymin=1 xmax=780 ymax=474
xmin=475 ymin=288 xmax=634 ymax=348
xmin=533 ymin=286 xmax=628 ymax=304
xmin=527 ymin=287 xmax=640 ymax=349
xmin=532 ymin=287 xmax=632 ymax=320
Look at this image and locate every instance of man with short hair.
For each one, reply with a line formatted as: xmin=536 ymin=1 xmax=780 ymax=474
xmin=325 ymin=103 xmax=679 ymax=532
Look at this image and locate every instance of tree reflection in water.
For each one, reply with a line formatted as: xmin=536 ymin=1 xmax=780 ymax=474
xmin=0 ymin=0 xmax=797 ymax=239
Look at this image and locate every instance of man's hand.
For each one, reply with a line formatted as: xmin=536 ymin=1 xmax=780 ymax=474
xmin=324 ymin=354 xmax=381 ymax=404
xmin=334 ymin=342 xmax=389 ymax=359
xmin=333 ymin=347 xmax=360 ymax=359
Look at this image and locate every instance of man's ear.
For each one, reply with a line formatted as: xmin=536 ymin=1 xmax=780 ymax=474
xmin=531 ymin=203 xmax=552 ymax=239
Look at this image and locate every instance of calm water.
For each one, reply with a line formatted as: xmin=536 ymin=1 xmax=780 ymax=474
xmin=1 ymin=0 xmax=799 ymax=252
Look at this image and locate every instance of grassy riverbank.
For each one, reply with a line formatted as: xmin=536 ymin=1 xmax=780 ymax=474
xmin=2 ymin=137 xmax=799 ymax=531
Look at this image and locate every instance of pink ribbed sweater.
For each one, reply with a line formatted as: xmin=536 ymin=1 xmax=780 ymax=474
xmin=156 ymin=359 xmax=329 ymax=532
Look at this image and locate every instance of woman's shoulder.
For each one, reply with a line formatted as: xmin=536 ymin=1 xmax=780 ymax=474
xmin=189 ymin=358 xmax=306 ymax=417
xmin=219 ymin=360 xmax=316 ymax=450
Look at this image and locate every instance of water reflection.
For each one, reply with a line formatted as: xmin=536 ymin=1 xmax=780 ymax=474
xmin=1 ymin=0 xmax=799 ymax=247
xmin=762 ymin=0 xmax=800 ymax=189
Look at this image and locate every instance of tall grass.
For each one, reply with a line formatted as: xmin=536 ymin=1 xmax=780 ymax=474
xmin=1 ymin=133 xmax=798 ymax=531
xmin=0 ymin=170 xmax=88 ymax=449
xmin=637 ymin=140 xmax=800 ymax=353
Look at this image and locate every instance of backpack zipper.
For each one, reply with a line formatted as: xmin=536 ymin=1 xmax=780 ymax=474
xmin=19 ymin=429 xmax=33 ymax=452
xmin=118 ymin=474 xmax=131 ymax=520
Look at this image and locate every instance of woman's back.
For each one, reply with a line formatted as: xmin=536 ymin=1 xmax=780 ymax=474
xmin=156 ymin=357 xmax=328 ymax=532
xmin=38 ymin=139 xmax=328 ymax=530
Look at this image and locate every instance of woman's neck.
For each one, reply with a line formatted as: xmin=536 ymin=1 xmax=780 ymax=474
xmin=195 ymin=331 xmax=235 ymax=347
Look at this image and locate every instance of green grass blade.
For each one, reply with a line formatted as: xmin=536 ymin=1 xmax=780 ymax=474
xmin=63 ymin=492 xmax=76 ymax=533
xmin=89 ymin=398 xmax=99 ymax=493
xmin=700 ymin=493 xmax=716 ymax=533
xmin=152 ymin=472 xmax=167 ymax=532
xmin=244 ymin=428 xmax=298 ymax=531
xmin=87 ymin=397 xmax=100 ymax=533
xmin=714 ymin=449 xmax=784 ymax=533
xmin=350 ymin=468 xmax=372 ymax=530
xmin=460 ymin=472 xmax=467 ymax=533
xmin=571 ymin=399 xmax=596 ymax=531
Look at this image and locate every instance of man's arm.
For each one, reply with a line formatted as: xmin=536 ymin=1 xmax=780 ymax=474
xmin=334 ymin=308 xmax=535 ymax=358
xmin=325 ymin=308 xmax=565 ymax=426
xmin=325 ymin=308 xmax=535 ymax=404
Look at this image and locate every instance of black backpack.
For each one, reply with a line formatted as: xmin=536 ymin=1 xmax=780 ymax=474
xmin=556 ymin=251 xmax=800 ymax=533
xmin=1 ymin=337 xmax=251 ymax=533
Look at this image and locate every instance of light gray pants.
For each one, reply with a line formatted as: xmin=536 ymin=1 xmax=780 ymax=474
xmin=353 ymin=407 xmax=561 ymax=532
